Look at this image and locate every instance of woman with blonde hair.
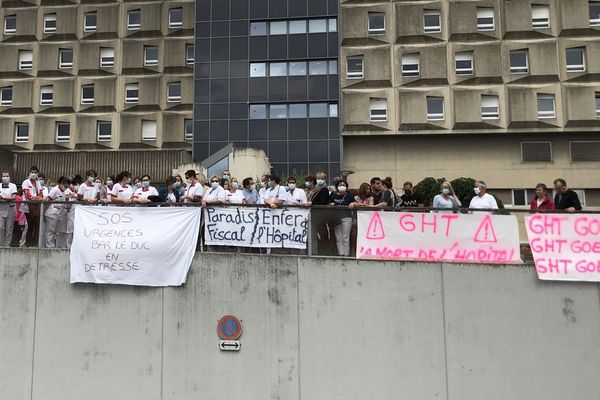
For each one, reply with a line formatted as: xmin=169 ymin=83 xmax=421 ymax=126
xmin=432 ymin=181 xmax=461 ymax=211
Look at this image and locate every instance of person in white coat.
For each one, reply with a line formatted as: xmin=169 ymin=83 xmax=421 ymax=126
xmin=132 ymin=175 xmax=159 ymax=203
xmin=202 ymin=176 xmax=227 ymax=206
xmin=285 ymin=177 xmax=308 ymax=206
xmin=45 ymin=176 xmax=69 ymax=248
xmin=0 ymin=171 xmax=17 ymax=247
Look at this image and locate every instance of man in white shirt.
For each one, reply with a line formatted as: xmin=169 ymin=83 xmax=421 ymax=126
xmin=0 ymin=170 xmax=17 ymax=247
xmin=262 ymin=175 xmax=290 ymax=209
xmin=181 ymin=169 xmax=204 ymax=203
xmin=258 ymin=174 xmax=269 ymax=203
xmin=469 ymin=180 xmax=498 ymax=211
xmin=285 ymin=177 xmax=308 ymax=206
xmin=21 ymin=165 xmax=44 ymax=246
xmin=77 ymin=169 xmax=100 ymax=203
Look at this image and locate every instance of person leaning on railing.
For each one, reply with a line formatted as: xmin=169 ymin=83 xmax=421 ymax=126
xmin=0 ymin=170 xmax=17 ymax=247
xmin=553 ymin=178 xmax=582 ymax=212
xmin=132 ymin=175 xmax=159 ymax=204
xmin=374 ymin=177 xmax=399 ymax=208
xmin=109 ymin=171 xmax=134 ymax=204
xmin=349 ymin=183 xmax=374 ymax=208
xmin=202 ymin=175 xmax=227 ymax=207
xmin=529 ymin=183 xmax=554 ymax=211
xmin=241 ymin=177 xmax=258 ymax=204
xmin=44 ymin=176 xmax=70 ymax=249
xmin=224 ymin=177 xmax=245 ymax=204
xmin=432 ymin=181 xmax=461 ymax=212
xmin=261 ymin=175 xmax=290 ymax=209
xmin=328 ymin=179 xmax=355 ymax=257
xmin=181 ymin=169 xmax=204 ymax=203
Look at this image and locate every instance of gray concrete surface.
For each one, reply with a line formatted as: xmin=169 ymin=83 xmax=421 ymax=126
xmin=0 ymin=249 xmax=599 ymax=400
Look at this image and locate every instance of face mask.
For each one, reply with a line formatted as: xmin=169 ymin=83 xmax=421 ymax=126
xmin=87 ymin=176 xmax=95 ymax=183
xmin=232 ymin=182 xmax=239 ymax=190
xmin=260 ymin=181 xmax=267 ymax=188
xmin=126 ymin=178 xmax=131 ymax=184
xmin=442 ymin=188 xmax=450 ymax=195
xmin=39 ymin=179 xmax=45 ymax=186
xmin=317 ymin=179 xmax=325 ymax=186
xmin=404 ymin=189 xmax=412 ymax=195
xmin=288 ymin=183 xmax=296 ymax=190
xmin=173 ymin=181 xmax=181 ymax=189
xmin=338 ymin=186 xmax=347 ymax=193
xmin=2 ymin=176 xmax=10 ymax=183
xmin=211 ymin=181 xmax=219 ymax=189
xmin=30 ymin=173 xmax=38 ymax=180
xmin=474 ymin=187 xmax=481 ymax=195
xmin=222 ymin=175 xmax=230 ymax=181
xmin=134 ymin=182 xmax=141 ymax=188
xmin=106 ymin=180 xmax=113 ymax=187
xmin=142 ymin=181 xmax=150 ymax=188
xmin=305 ymin=182 xmax=310 ymax=188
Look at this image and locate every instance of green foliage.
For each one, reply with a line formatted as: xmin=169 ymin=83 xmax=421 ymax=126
xmin=450 ymin=177 xmax=477 ymax=207
xmin=413 ymin=177 xmax=445 ymax=207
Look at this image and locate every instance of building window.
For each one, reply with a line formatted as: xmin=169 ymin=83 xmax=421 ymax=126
xmin=250 ymin=62 xmax=266 ymax=77
xmin=329 ymin=104 xmax=338 ymax=118
xmin=590 ymin=2 xmax=600 ymax=25
xmin=19 ymin=50 xmax=32 ymax=70
xmin=142 ymin=120 xmax=157 ymax=140
xmin=249 ymin=104 xmax=267 ymax=119
xmin=308 ymin=60 xmax=327 ymax=75
xmin=537 ymin=94 xmax=556 ymax=119
xmin=289 ymin=104 xmax=307 ymax=118
xmin=81 ymin=84 xmax=94 ymax=105
xmin=0 ymin=86 xmax=12 ymax=106
xmin=369 ymin=98 xmax=387 ymax=122
xmin=288 ymin=61 xmax=306 ymax=76
xmin=426 ymin=97 xmax=444 ymax=120
xmin=509 ymin=50 xmax=528 ymax=74
xmin=270 ymin=104 xmax=287 ymax=119
xmin=309 ymin=19 xmax=327 ymax=33
xmin=169 ymin=8 xmax=183 ymax=28
xmin=289 ymin=20 xmax=306 ymax=34
xmin=127 ymin=9 xmax=141 ymax=30
xmin=511 ymin=189 xmax=536 ymax=206
xmin=596 ymin=92 xmax=600 ymax=118
xmin=100 ymin=47 xmax=114 ymax=68
xmin=270 ymin=62 xmax=287 ymax=77
xmin=43 ymin=13 xmax=56 ymax=33
xmin=167 ymin=82 xmax=181 ymax=102
xmin=270 ymin=21 xmax=287 ymax=35
xmin=401 ymin=54 xmax=420 ymax=77
xmin=125 ymin=83 xmax=139 ymax=103
xmin=184 ymin=119 xmax=193 ymax=140
xmin=521 ymin=141 xmax=552 ymax=162
xmin=15 ymin=123 xmax=29 ymax=142
xmin=328 ymin=18 xmax=337 ymax=32
xmin=309 ymin=103 xmax=328 ymax=118
xmin=531 ymin=5 xmax=550 ymax=28
xmin=455 ymin=52 xmax=474 ymax=75
xmin=346 ymin=56 xmax=364 ymax=79
xmin=97 ymin=121 xmax=111 ymax=141
xmin=59 ymin=49 xmax=73 ymax=69
xmin=368 ymin=13 xmax=385 ymax=35
xmin=481 ymin=95 xmax=500 ymax=119
xmin=186 ymin=44 xmax=194 ymax=64
xmin=566 ymin=47 xmax=586 ymax=72
xmin=477 ymin=8 xmax=494 ymax=31
xmin=570 ymin=141 xmax=600 ymax=162
xmin=40 ymin=86 xmax=53 ymax=105
xmin=423 ymin=10 xmax=441 ymax=33
xmin=56 ymin=122 xmax=70 ymax=142
xmin=144 ymin=46 xmax=158 ymax=66
xmin=84 ymin=12 xmax=97 ymax=32
xmin=250 ymin=21 xmax=267 ymax=36
xmin=4 ymin=15 xmax=16 ymax=35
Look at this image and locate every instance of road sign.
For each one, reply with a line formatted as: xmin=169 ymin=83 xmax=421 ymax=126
xmin=217 ymin=315 xmax=243 ymax=340
xmin=219 ymin=340 xmax=241 ymax=351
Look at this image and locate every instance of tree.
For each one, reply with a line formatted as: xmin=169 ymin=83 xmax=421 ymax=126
xmin=450 ymin=177 xmax=476 ymax=207
xmin=413 ymin=177 xmax=445 ymax=207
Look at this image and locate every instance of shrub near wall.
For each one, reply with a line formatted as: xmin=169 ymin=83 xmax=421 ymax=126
xmin=413 ymin=177 xmax=476 ymax=207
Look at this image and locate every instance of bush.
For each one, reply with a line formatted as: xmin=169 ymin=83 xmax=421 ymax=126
xmin=450 ymin=177 xmax=477 ymax=207
xmin=413 ymin=176 xmax=477 ymax=207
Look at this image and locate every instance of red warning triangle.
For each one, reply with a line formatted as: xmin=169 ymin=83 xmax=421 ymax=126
xmin=473 ymin=215 xmax=498 ymax=243
xmin=366 ymin=211 xmax=385 ymax=240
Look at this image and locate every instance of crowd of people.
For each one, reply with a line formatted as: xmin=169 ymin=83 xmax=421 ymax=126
xmin=0 ymin=165 xmax=585 ymax=256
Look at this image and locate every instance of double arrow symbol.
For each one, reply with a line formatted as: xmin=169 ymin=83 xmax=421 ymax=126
xmin=219 ymin=340 xmax=241 ymax=351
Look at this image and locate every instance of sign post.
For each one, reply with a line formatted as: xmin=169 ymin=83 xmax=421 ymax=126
xmin=217 ymin=315 xmax=243 ymax=352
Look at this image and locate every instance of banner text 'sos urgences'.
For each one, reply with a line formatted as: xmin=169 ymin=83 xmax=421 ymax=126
xmin=526 ymin=214 xmax=600 ymax=282
xmin=356 ymin=211 xmax=522 ymax=264
xmin=70 ymin=206 xmax=201 ymax=286
xmin=203 ymin=206 xmax=309 ymax=249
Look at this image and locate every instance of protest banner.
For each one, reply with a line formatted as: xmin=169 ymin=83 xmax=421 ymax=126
xmin=70 ymin=206 xmax=201 ymax=286
xmin=204 ymin=206 xmax=309 ymax=249
xmin=357 ymin=211 xmax=522 ymax=264
xmin=526 ymin=214 xmax=600 ymax=282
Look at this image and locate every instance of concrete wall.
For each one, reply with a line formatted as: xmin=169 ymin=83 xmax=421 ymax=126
xmin=1 ymin=249 xmax=599 ymax=400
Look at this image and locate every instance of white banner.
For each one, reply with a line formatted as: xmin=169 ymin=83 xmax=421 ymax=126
xmin=357 ymin=211 xmax=522 ymax=264
xmin=70 ymin=206 xmax=201 ymax=286
xmin=526 ymin=214 xmax=600 ymax=282
xmin=204 ymin=206 xmax=309 ymax=249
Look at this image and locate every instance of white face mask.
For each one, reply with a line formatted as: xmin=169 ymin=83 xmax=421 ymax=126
xmin=474 ymin=187 xmax=481 ymax=195
xmin=142 ymin=181 xmax=150 ymax=188
xmin=211 ymin=181 xmax=219 ymax=189
xmin=30 ymin=173 xmax=38 ymax=180
xmin=39 ymin=179 xmax=45 ymax=186
xmin=106 ymin=180 xmax=113 ymax=187
xmin=317 ymin=179 xmax=326 ymax=186
xmin=2 ymin=176 xmax=10 ymax=183
xmin=232 ymin=182 xmax=239 ymax=190
xmin=442 ymin=188 xmax=450 ymax=195
xmin=288 ymin=183 xmax=296 ymax=190
xmin=338 ymin=186 xmax=347 ymax=193
xmin=260 ymin=181 xmax=267 ymax=188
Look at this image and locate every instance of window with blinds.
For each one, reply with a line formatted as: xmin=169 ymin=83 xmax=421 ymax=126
xmin=570 ymin=141 xmax=600 ymax=162
xmin=521 ymin=141 xmax=552 ymax=162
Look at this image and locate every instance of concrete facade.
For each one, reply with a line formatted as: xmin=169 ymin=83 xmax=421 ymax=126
xmin=1 ymin=249 xmax=599 ymax=399
xmin=340 ymin=0 xmax=600 ymax=205
xmin=0 ymin=0 xmax=194 ymax=180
